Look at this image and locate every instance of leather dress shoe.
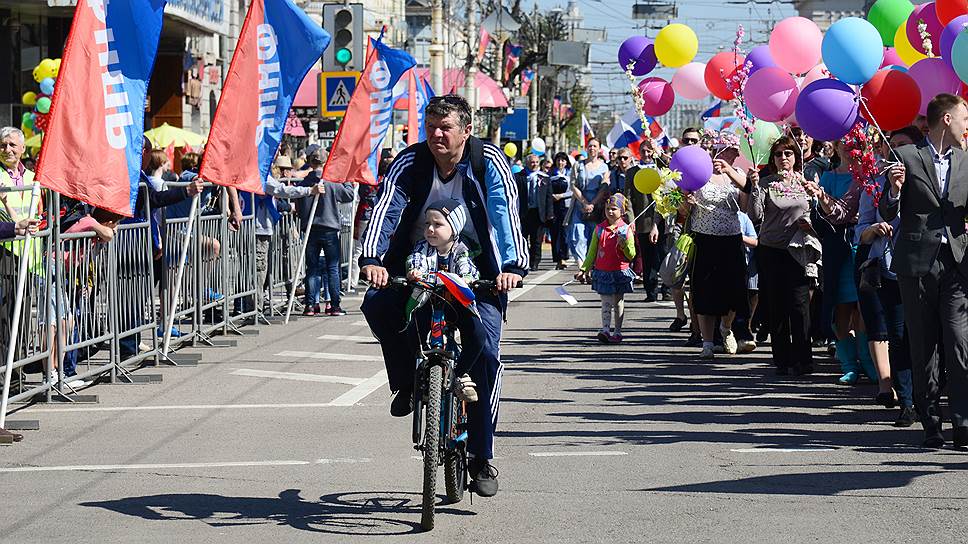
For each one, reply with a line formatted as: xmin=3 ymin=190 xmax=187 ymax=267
xmin=954 ymin=427 xmax=968 ymax=448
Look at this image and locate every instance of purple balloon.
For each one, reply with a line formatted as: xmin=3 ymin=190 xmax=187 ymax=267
xmin=908 ymin=58 xmax=963 ymax=115
xmin=746 ymin=45 xmax=777 ymax=75
xmin=618 ymin=35 xmax=657 ymax=76
xmin=941 ymin=15 xmax=968 ymax=69
xmin=795 ymin=78 xmax=860 ymax=142
xmin=670 ymin=145 xmax=713 ymax=192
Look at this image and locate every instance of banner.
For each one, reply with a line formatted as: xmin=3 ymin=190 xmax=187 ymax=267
xmin=35 ymin=0 xmax=167 ymax=217
xmin=199 ymin=0 xmax=330 ymax=193
xmin=323 ymin=39 xmax=415 ymax=186
xmin=406 ymin=71 xmax=432 ymax=145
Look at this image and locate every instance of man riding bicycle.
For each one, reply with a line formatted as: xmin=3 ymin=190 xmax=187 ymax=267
xmin=359 ymin=95 xmax=527 ymax=497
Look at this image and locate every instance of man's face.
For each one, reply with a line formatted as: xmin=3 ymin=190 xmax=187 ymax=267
xmin=639 ymin=144 xmax=654 ymax=163
xmin=1 ymin=133 xmax=25 ymax=168
xmin=681 ymin=131 xmax=700 ymax=147
xmin=795 ymin=131 xmax=813 ymax=153
xmin=945 ymin=104 xmax=968 ymax=141
xmin=526 ymin=155 xmax=540 ymax=171
xmin=608 ymin=149 xmax=618 ymax=163
xmin=426 ymin=112 xmax=471 ymax=159
xmin=617 ymin=151 xmax=633 ymax=171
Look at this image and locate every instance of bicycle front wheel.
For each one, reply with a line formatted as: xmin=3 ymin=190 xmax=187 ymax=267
xmin=420 ymin=364 xmax=442 ymax=531
xmin=444 ymin=395 xmax=467 ymax=503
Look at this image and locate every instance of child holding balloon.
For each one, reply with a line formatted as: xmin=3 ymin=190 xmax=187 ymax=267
xmin=576 ymin=193 xmax=636 ymax=343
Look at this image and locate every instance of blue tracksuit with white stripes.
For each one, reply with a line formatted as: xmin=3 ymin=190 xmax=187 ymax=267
xmin=359 ymin=137 xmax=528 ymax=459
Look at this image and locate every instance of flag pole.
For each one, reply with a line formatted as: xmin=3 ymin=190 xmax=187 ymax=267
xmin=162 ymin=193 xmax=199 ymax=357
xmin=284 ymin=193 xmax=319 ymax=324
xmin=1 ymin=184 xmax=40 ymax=429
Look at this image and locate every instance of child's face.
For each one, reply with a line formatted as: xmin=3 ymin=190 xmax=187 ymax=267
xmin=424 ymin=209 xmax=453 ymax=248
xmin=605 ymin=204 xmax=622 ymax=224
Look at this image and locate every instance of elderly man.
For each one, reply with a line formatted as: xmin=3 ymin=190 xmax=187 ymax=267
xmin=0 ymin=127 xmax=37 ymax=221
xmin=360 ymin=95 xmax=527 ymax=497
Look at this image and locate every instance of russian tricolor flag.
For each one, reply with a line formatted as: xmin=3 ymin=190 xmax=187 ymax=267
xmin=35 ymin=0 xmax=167 ymax=217
xmin=200 ymin=0 xmax=330 ymax=193
xmin=436 ymin=271 xmax=480 ymax=319
xmin=606 ymin=110 xmax=667 ymax=160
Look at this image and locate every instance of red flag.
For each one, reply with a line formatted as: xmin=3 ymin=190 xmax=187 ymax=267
xmin=476 ymin=27 xmax=491 ymax=64
xmin=406 ymin=70 xmax=419 ymax=146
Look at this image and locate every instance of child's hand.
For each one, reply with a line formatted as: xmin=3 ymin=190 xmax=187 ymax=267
xmin=407 ymin=269 xmax=423 ymax=282
xmin=574 ymin=270 xmax=586 ymax=284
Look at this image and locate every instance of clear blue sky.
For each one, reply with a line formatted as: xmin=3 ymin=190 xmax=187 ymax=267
xmin=534 ymin=0 xmax=798 ymax=111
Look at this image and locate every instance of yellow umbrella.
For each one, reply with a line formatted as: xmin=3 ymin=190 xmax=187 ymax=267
xmin=143 ymin=123 xmax=206 ymax=148
xmin=25 ymin=133 xmax=42 ymax=149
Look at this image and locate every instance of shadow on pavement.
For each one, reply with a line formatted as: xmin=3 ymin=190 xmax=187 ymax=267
xmin=80 ymin=489 xmax=475 ymax=535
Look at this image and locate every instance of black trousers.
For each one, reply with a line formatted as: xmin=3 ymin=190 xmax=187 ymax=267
xmin=522 ymin=208 xmax=544 ymax=269
xmin=636 ymin=232 xmax=661 ymax=297
xmin=898 ymin=244 xmax=968 ymax=432
xmin=549 ymin=214 xmax=566 ymax=263
xmin=757 ymin=246 xmax=813 ymax=370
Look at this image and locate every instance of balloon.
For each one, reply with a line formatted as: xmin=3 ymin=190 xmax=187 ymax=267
xmin=769 ymin=17 xmax=823 ymax=75
xmin=511 ymin=164 xmax=523 ymax=174
xmin=746 ymin=45 xmax=777 ymax=75
xmin=531 ymin=137 xmax=546 ymax=155
xmin=36 ymin=97 xmax=51 ymax=114
xmin=670 ymin=145 xmax=712 ymax=192
xmin=634 ymin=168 xmax=662 ymax=195
xmin=906 ymin=3 xmax=943 ymax=56
xmin=21 ymin=91 xmax=37 ymax=106
xmin=638 ymin=77 xmax=676 ymax=116
xmin=704 ymin=52 xmax=746 ymax=100
xmin=940 ymin=15 xmax=968 ymax=68
xmin=39 ymin=77 xmax=55 ymax=96
xmin=938 ymin=0 xmax=968 ymax=24
xmin=33 ymin=58 xmax=56 ymax=83
xmin=867 ymin=0 xmax=916 ymax=45
xmin=796 ymin=79 xmax=860 ymax=141
xmin=745 ymin=68 xmax=800 ymax=122
xmin=671 ymin=62 xmax=708 ymax=100
xmin=909 ymin=57 xmax=963 ymax=114
xmin=654 ymin=23 xmax=699 ymax=68
xmin=618 ymin=35 xmax=657 ymax=76
xmin=52 ymin=59 xmax=61 ymax=77
xmin=885 ymin=64 xmax=909 ymax=72
xmin=951 ymin=31 xmax=968 ymax=84
xmin=881 ymin=47 xmax=904 ymax=67
xmin=503 ymin=142 xmax=517 ymax=157
xmin=799 ymin=63 xmax=829 ymax=89
xmin=21 ymin=112 xmax=33 ymax=131
xmin=860 ymin=69 xmax=921 ymax=130
xmin=822 ymin=17 xmax=885 ymax=84
xmin=894 ymin=23 xmax=927 ymax=65
xmin=737 ymin=120 xmax=782 ymax=165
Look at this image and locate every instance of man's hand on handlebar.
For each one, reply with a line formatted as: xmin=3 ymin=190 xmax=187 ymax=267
xmin=363 ymin=264 xmax=390 ymax=289
xmin=495 ymin=272 xmax=522 ymax=293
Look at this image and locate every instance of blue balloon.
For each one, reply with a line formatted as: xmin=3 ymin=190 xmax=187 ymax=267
xmin=822 ymin=17 xmax=884 ymax=85
xmin=39 ymin=77 xmax=55 ymax=95
xmin=951 ymin=31 xmax=968 ymax=85
xmin=885 ymin=64 xmax=909 ymax=73
xmin=511 ymin=164 xmax=523 ymax=174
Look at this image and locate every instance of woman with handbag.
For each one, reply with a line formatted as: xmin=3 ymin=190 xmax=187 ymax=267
xmin=747 ymin=136 xmax=815 ymax=376
xmin=679 ymin=145 xmax=750 ymax=359
xmin=569 ymin=138 xmax=611 ymax=263
xmin=550 ymin=152 xmax=574 ymax=269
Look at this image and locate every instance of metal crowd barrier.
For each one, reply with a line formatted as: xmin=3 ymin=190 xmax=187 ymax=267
xmin=267 ymin=210 xmax=301 ymax=316
xmin=224 ymin=191 xmax=257 ymax=330
xmin=161 ymin=192 xmax=200 ymax=351
xmin=338 ymin=192 xmax=358 ymax=293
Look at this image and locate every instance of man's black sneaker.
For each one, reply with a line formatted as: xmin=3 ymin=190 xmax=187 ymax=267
xmin=389 ymin=388 xmax=414 ymax=417
xmin=894 ymin=405 xmax=917 ymax=428
xmin=669 ymin=317 xmax=688 ymax=333
xmin=327 ymin=306 xmax=347 ymax=316
xmin=683 ymin=332 xmax=702 ymax=348
xmin=468 ymin=457 xmax=499 ymax=497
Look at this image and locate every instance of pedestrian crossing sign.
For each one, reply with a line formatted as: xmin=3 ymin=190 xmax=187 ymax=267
xmin=320 ymin=71 xmax=360 ymax=117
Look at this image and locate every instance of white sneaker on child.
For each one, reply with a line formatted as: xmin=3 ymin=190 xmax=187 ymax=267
xmin=456 ymin=374 xmax=478 ymax=403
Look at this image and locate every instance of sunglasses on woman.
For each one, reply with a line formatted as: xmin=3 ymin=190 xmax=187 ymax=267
xmin=773 ymin=150 xmax=796 ymax=158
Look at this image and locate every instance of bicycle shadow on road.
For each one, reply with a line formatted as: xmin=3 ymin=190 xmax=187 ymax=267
xmin=80 ymin=489 xmax=474 ymax=535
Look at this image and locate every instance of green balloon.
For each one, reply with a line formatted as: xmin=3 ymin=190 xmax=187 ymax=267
xmin=739 ymin=120 xmax=781 ymax=166
xmin=36 ymin=97 xmax=51 ymax=114
xmin=867 ymin=0 xmax=915 ymax=47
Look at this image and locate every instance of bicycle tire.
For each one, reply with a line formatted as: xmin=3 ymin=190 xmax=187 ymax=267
xmin=421 ymin=363 xmax=442 ymax=531
xmin=444 ymin=395 xmax=466 ymax=503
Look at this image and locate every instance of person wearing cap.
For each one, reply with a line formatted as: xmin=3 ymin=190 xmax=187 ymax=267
xmin=406 ymin=198 xmax=481 ymax=402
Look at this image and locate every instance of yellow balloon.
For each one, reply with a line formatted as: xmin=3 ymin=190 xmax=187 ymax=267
xmin=634 ymin=167 xmax=662 ymax=194
xmin=503 ymin=142 xmax=518 ymax=157
xmin=22 ymin=91 xmax=37 ymax=106
xmin=894 ymin=24 xmax=925 ymax=67
xmin=33 ymin=58 xmax=56 ymax=83
xmin=52 ymin=58 xmax=62 ymax=77
xmin=655 ymin=24 xmax=699 ymax=68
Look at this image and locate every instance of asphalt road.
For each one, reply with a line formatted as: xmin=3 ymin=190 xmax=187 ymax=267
xmin=2 ymin=263 xmax=968 ymax=543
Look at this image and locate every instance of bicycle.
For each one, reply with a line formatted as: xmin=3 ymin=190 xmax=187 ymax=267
xmin=389 ymin=273 xmax=496 ymax=531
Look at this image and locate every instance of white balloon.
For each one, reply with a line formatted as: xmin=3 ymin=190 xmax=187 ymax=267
xmin=531 ymin=137 xmax=546 ymax=153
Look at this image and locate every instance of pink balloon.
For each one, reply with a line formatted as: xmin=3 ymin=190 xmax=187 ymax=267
xmin=671 ymin=62 xmax=708 ymax=100
xmin=881 ymin=47 xmax=904 ymax=68
xmin=908 ymin=58 xmax=962 ymax=115
xmin=733 ymin=154 xmax=755 ymax=172
xmin=769 ymin=17 xmax=823 ymax=75
xmin=906 ymin=3 xmax=943 ymax=56
xmin=638 ymin=77 xmax=676 ymax=116
xmin=745 ymin=67 xmax=800 ymax=122
xmin=799 ymin=63 xmax=830 ymax=89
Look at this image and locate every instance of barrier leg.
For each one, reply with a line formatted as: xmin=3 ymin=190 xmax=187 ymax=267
xmin=284 ymin=193 xmax=318 ymax=324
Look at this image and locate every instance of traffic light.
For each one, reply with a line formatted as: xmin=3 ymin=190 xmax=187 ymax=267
xmin=323 ymin=3 xmax=364 ymax=72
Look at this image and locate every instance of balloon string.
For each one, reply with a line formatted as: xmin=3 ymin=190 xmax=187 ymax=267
xmin=856 ymin=89 xmax=900 ymax=164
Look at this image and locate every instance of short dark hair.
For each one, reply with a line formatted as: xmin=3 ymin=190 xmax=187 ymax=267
xmin=681 ymin=127 xmax=700 ymax=138
xmin=181 ymin=152 xmax=200 ymax=171
xmin=889 ymin=125 xmax=923 ymax=145
xmin=926 ymin=93 xmax=965 ymax=128
xmin=768 ymin=135 xmax=803 ymax=173
xmin=425 ymin=94 xmax=472 ymax=127
xmin=552 ymin=151 xmax=570 ymax=166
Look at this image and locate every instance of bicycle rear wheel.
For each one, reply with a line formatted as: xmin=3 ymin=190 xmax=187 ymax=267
xmin=420 ymin=364 xmax=442 ymax=531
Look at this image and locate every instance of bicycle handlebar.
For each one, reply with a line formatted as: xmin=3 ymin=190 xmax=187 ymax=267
xmin=389 ymin=276 xmax=522 ymax=290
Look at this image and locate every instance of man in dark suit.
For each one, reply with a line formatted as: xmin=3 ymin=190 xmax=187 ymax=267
xmin=623 ymin=142 xmax=662 ymax=301
xmin=879 ymin=93 xmax=968 ymax=448
xmin=516 ymin=153 xmax=553 ymax=271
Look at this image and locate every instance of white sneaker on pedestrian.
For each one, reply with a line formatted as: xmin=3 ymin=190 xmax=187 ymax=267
xmin=722 ymin=330 xmax=738 ymax=355
xmin=456 ymin=374 xmax=478 ymax=403
xmin=700 ymin=345 xmax=715 ymax=359
xmin=139 ymin=342 xmax=152 ymax=353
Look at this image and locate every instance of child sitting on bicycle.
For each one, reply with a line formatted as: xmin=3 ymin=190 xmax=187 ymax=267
xmin=576 ymin=193 xmax=636 ymax=344
xmin=406 ymin=198 xmax=481 ymax=403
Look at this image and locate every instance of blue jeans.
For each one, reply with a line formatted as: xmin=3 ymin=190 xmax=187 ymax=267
xmin=304 ymin=227 xmax=341 ymax=308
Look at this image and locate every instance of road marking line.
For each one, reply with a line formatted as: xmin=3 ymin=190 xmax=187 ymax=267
xmin=0 ymin=460 xmax=312 ymax=473
xmin=316 ymin=334 xmax=377 ymax=343
xmin=730 ymin=448 xmax=836 ymax=453
xmin=23 ymin=403 xmax=347 ymax=413
xmin=315 ymin=458 xmax=373 ymax=464
xmin=528 ymin=451 xmax=629 ymax=457
xmin=329 ymin=369 xmax=389 ymax=406
xmin=352 ymin=320 xmax=369 ymax=326
xmin=230 ymin=369 xmax=365 ymax=386
xmin=509 ymin=269 xmax=558 ymax=302
xmin=276 ymin=350 xmax=383 ymax=362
